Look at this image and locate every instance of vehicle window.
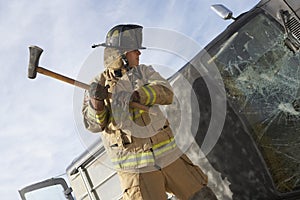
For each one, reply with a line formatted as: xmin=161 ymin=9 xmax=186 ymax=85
xmin=208 ymin=13 xmax=300 ymax=193
xmin=24 ymin=185 xmax=66 ymax=200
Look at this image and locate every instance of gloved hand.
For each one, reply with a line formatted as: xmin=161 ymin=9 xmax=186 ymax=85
xmin=89 ymin=98 xmax=105 ymax=111
xmin=130 ymin=91 xmax=140 ymax=103
xmin=89 ymin=82 xmax=109 ymax=100
xmin=88 ymin=82 xmax=109 ymax=111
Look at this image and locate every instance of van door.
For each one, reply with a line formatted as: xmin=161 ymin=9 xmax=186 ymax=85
xmin=19 ymin=177 xmax=74 ymax=200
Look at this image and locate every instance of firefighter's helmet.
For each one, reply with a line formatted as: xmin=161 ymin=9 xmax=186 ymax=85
xmin=93 ymin=24 xmax=146 ymax=51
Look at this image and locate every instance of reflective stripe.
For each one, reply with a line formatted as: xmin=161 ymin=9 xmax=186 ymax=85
xmin=111 ymin=137 xmax=177 ymax=169
xmin=152 ymin=137 xmax=175 ymax=150
xmin=153 ymin=137 xmax=176 ymax=158
xmin=129 ymin=108 xmax=145 ymax=120
xmin=141 ymin=85 xmax=156 ymax=105
xmin=95 ymin=110 xmax=107 ymax=124
xmin=112 ymin=151 xmax=155 ymax=169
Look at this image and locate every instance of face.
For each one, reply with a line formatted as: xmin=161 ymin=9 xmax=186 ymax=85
xmin=125 ymin=50 xmax=141 ymax=67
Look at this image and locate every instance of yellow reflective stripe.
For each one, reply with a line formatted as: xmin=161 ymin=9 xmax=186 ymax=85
xmin=111 ymin=151 xmax=152 ymax=162
xmin=114 ymin=158 xmax=155 ymax=169
xmin=95 ymin=110 xmax=107 ymax=124
xmin=152 ymin=137 xmax=176 ymax=157
xmin=141 ymin=86 xmax=151 ymax=105
xmin=147 ymin=85 xmax=156 ymax=105
xmin=141 ymin=85 xmax=157 ymax=105
xmin=112 ymin=151 xmax=155 ymax=169
xmin=154 ymin=142 xmax=177 ymax=157
xmin=111 ymin=137 xmax=176 ymax=169
xmin=96 ymin=110 xmax=106 ymax=119
xmin=96 ymin=117 xmax=105 ymax=124
xmin=129 ymin=108 xmax=145 ymax=120
xmin=149 ymin=86 xmax=157 ymax=105
xmin=152 ymin=137 xmax=175 ymax=150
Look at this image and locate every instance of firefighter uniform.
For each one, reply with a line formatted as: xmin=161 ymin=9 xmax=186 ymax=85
xmin=82 ymin=24 xmax=216 ymax=200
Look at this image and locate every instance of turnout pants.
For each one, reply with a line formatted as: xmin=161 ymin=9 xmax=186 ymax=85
xmin=118 ymin=154 xmax=210 ymax=200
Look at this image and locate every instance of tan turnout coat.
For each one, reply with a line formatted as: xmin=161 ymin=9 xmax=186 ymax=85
xmin=82 ymin=64 xmax=182 ymax=171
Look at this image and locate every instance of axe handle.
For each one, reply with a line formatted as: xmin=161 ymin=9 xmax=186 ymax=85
xmin=36 ymin=66 xmax=151 ymax=113
xmin=37 ymin=67 xmax=90 ymax=90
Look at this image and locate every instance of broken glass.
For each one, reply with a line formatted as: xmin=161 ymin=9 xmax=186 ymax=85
xmin=208 ymin=13 xmax=300 ymax=193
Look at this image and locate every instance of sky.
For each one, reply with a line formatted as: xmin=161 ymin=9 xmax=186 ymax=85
xmin=0 ymin=0 xmax=259 ymax=199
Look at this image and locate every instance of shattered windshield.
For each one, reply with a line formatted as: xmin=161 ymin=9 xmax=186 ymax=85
xmin=208 ymin=13 xmax=300 ymax=193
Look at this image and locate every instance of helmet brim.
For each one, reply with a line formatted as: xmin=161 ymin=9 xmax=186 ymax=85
xmin=92 ymin=43 xmax=146 ymax=50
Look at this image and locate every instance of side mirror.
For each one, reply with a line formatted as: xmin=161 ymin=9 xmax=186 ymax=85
xmin=211 ymin=4 xmax=235 ymax=20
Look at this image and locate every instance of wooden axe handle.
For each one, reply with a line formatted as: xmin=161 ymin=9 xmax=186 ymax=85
xmin=37 ymin=67 xmax=90 ymax=90
xmin=36 ymin=66 xmax=151 ymax=113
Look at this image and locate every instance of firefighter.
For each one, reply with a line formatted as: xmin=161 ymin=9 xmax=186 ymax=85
xmin=82 ymin=24 xmax=217 ymax=200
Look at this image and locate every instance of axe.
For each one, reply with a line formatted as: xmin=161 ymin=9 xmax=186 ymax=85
xmin=28 ymin=45 xmax=150 ymax=112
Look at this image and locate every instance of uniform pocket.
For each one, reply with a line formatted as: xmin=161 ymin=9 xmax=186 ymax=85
xmin=121 ymin=133 xmax=132 ymax=146
xmin=118 ymin=172 xmax=142 ymax=200
xmin=150 ymin=125 xmax=173 ymax=145
xmin=180 ymin=154 xmax=208 ymax=185
xmin=114 ymin=130 xmax=132 ymax=149
xmin=123 ymin=186 xmax=142 ymax=200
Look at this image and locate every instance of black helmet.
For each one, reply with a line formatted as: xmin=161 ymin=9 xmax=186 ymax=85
xmin=92 ymin=24 xmax=146 ymax=51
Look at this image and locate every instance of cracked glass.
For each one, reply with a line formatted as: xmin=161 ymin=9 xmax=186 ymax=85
xmin=208 ymin=13 xmax=300 ymax=193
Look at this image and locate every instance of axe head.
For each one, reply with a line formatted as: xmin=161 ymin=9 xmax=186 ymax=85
xmin=28 ymin=45 xmax=43 ymax=79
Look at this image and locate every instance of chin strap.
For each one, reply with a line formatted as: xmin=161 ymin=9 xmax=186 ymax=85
xmin=121 ymin=53 xmax=131 ymax=71
xmin=113 ymin=53 xmax=131 ymax=78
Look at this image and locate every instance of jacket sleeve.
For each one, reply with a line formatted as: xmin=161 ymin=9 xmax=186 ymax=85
xmin=137 ymin=65 xmax=174 ymax=106
xmin=82 ymin=74 xmax=110 ymax=133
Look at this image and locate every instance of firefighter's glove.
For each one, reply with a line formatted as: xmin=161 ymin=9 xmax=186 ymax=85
xmin=130 ymin=91 xmax=140 ymax=103
xmin=89 ymin=98 xmax=105 ymax=111
xmin=89 ymin=82 xmax=108 ymax=100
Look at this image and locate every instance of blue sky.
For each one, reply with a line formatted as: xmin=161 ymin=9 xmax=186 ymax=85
xmin=0 ymin=0 xmax=259 ymax=199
